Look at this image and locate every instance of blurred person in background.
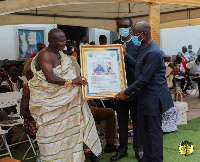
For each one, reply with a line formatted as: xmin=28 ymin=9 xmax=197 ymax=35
xmin=185 ymin=55 xmax=200 ymax=99
xmin=99 ymin=35 xmax=107 ymax=45
xmin=188 ymin=45 xmax=196 ymax=61
xmin=181 ymin=46 xmax=190 ymax=63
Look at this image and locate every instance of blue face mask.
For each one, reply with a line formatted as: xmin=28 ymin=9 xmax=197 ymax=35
xmin=197 ymin=62 xmax=200 ymax=65
xmin=119 ymin=28 xmax=130 ymax=38
xmin=188 ymin=49 xmax=192 ymax=52
xmin=131 ymin=32 xmax=143 ymax=46
xmin=132 ymin=36 xmax=141 ymax=46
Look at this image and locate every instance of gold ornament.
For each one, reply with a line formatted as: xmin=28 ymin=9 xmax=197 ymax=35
xmin=64 ymin=79 xmax=72 ymax=86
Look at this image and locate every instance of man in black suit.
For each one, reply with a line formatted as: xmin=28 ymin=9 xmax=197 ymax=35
xmin=110 ymin=17 xmax=143 ymax=161
xmin=116 ymin=21 xmax=173 ymax=162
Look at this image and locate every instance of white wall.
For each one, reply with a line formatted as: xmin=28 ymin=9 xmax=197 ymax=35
xmin=160 ymin=25 xmax=200 ymax=56
xmin=0 ymin=24 xmax=57 ymax=60
xmin=88 ymin=28 xmax=111 ymax=45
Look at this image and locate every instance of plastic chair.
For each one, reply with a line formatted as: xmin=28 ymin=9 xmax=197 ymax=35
xmin=0 ymin=121 xmax=24 ymax=158
xmin=22 ymin=135 xmax=37 ymax=160
xmin=0 ymin=127 xmax=12 ymax=158
xmin=0 ymin=120 xmax=26 ymax=148
xmin=0 ymin=102 xmax=36 ymax=160
xmin=185 ymin=76 xmax=199 ymax=96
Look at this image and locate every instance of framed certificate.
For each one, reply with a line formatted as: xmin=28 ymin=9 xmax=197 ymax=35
xmin=80 ymin=45 xmax=127 ymax=100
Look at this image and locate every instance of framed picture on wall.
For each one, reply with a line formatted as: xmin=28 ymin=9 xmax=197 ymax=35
xmin=16 ymin=27 xmax=45 ymax=60
xmin=80 ymin=44 xmax=127 ymax=100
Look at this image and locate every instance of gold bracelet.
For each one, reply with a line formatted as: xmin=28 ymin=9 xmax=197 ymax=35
xmin=64 ymin=79 xmax=72 ymax=86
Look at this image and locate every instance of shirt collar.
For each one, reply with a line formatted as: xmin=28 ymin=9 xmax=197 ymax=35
xmin=120 ymin=36 xmax=132 ymax=43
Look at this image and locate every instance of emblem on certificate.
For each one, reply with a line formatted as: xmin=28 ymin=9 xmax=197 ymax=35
xmin=80 ymin=45 xmax=127 ymax=100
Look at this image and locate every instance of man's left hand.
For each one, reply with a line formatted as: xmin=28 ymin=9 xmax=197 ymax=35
xmin=115 ymin=91 xmax=129 ymax=100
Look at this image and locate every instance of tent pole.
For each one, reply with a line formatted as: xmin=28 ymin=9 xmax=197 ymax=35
xmin=149 ymin=3 xmax=160 ymax=47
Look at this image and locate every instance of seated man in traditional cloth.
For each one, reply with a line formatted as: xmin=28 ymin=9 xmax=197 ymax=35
xmin=29 ymin=28 xmax=101 ymax=162
xmin=1 ymin=65 xmax=23 ymax=92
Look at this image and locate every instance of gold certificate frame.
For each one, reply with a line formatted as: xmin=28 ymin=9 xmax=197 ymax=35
xmin=80 ymin=44 xmax=127 ymax=100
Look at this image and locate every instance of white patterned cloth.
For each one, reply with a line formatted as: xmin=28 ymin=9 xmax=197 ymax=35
xmin=29 ymin=51 xmax=101 ymax=162
xmin=0 ymin=97 xmax=17 ymax=109
xmin=0 ymin=92 xmax=22 ymax=109
xmin=162 ymin=107 xmax=180 ymax=132
xmin=0 ymin=91 xmax=22 ymax=100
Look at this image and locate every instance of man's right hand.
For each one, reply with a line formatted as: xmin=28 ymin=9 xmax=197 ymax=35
xmin=72 ymin=76 xmax=88 ymax=86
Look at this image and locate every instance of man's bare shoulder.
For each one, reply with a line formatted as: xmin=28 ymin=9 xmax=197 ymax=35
xmin=35 ymin=48 xmax=52 ymax=71
xmin=37 ymin=48 xmax=51 ymax=60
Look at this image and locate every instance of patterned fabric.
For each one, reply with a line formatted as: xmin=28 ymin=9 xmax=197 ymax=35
xmin=23 ymin=58 xmax=33 ymax=76
xmin=163 ymin=64 xmax=179 ymax=133
xmin=162 ymin=107 xmax=180 ymax=132
xmin=23 ymin=118 xmax=37 ymax=138
xmin=29 ymin=51 xmax=101 ymax=162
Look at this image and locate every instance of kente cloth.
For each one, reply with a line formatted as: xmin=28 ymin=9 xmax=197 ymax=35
xmin=29 ymin=51 xmax=101 ymax=162
xmin=23 ymin=58 xmax=33 ymax=76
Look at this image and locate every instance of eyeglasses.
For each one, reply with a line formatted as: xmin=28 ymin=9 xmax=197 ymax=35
xmin=118 ymin=24 xmax=131 ymax=28
xmin=132 ymin=32 xmax=145 ymax=37
xmin=132 ymin=33 xmax=140 ymax=37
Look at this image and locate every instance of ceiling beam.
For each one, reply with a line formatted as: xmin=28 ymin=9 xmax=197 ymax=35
xmin=161 ymin=17 xmax=200 ymax=28
xmin=1 ymin=12 xmax=200 ymax=31
xmin=0 ymin=0 xmax=200 ymax=16
xmin=0 ymin=14 xmax=118 ymax=32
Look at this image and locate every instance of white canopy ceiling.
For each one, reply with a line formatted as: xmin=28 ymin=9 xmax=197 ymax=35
xmin=0 ymin=0 xmax=200 ymax=31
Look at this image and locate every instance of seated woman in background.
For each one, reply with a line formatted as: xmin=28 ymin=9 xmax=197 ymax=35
xmin=162 ymin=54 xmax=179 ymax=133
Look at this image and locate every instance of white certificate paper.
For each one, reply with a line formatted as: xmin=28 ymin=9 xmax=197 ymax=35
xmin=86 ymin=50 xmax=120 ymax=95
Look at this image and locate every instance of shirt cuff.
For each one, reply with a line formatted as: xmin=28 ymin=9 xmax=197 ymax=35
xmin=124 ymin=88 xmax=133 ymax=96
